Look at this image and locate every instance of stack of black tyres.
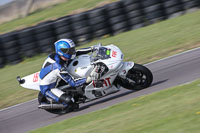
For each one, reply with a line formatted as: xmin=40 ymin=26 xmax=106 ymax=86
xmin=121 ymin=0 xmax=144 ymax=30
xmin=141 ymin=0 xmax=166 ymax=24
xmin=0 ymin=39 xmax=5 ymax=68
xmin=106 ymin=1 xmax=129 ymax=35
xmin=0 ymin=32 xmax=22 ymax=65
xmin=162 ymin=0 xmax=184 ymax=18
xmin=18 ymin=27 xmax=38 ymax=57
xmin=34 ymin=21 xmax=56 ymax=53
xmin=181 ymin=0 xmax=200 ymax=12
xmin=70 ymin=12 xmax=92 ymax=45
xmin=88 ymin=7 xmax=110 ymax=39
xmin=53 ymin=16 xmax=73 ymax=40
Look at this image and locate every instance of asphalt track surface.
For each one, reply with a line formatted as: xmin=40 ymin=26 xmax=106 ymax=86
xmin=0 ymin=47 xmax=200 ymax=133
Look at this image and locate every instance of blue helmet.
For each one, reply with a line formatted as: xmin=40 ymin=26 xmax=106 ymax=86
xmin=54 ymin=39 xmax=76 ymax=60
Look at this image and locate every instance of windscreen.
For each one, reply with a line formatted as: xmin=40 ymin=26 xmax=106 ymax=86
xmin=91 ymin=47 xmax=111 ymax=62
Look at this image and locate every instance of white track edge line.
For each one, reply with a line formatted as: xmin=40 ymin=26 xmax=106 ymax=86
xmin=1 ymin=46 xmax=200 ymax=112
xmin=145 ymin=47 xmax=200 ymax=66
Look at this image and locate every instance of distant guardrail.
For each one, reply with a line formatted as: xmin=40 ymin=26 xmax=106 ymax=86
xmin=0 ymin=0 xmax=199 ymax=68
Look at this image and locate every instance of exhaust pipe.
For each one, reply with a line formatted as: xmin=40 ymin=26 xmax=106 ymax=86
xmin=38 ymin=104 xmax=65 ymax=109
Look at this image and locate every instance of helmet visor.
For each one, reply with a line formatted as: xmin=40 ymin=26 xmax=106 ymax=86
xmin=60 ymin=47 xmax=76 ymax=55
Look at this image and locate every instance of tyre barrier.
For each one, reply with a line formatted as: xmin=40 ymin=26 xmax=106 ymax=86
xmin=0 ymin=0 xmax=199 ymax=68
xmin=88 ymin=7 xmax=110 ymax=38
xmin=106 ymin=1 xmax=129 ymax=35
xmin=0 ymin=32 xmax=22 ymax=65
xmin=18 ymin=27 xmax=38 ymax=57
xmin=142 ymin=0 xmax=166 ymax=24
xmin=34 ymin=21 xmax=56 ymax=53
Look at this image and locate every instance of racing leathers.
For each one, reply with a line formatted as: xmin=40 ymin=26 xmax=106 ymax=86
xmin=39 ymin=47 xmax=92 ymax=105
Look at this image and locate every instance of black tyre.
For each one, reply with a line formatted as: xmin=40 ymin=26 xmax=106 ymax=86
xmin=182 ymin=0 xmax=200 ymax=10
xmin=141 ymin=0 xmax=161 ymax=7
xmin=107 ymin=8 xmax=124 ymax=17
xmin=88 ymin=7 xmax=106 ymax=18
xmin=91 ymin=22 xmax=108 ymax=31
xmin=53 ymin=17 xmax=71 ymax=28
xmin=165 ymin=5 xmax=183 ymax=15
xmin=55 ymin=24 xmax=71 ymax=35
xmin=19 ymin=37 xmax=35 ymax=45
xmin=74 ymin=33 xmax=92 ymax=45
xmin=123 ymin=3 xmax=140 ymax=12
xmin=1 ymin=40 xmax=18 ymax=49
xmin=34 ymin=21 xmax=54 ymax=33
xmin=71 ymin=20 xmax=88 ymax=30
xmin=145 ymin=10 xmax=165 ymax=20
xmin=127 ymin=10 xmax=143 ymax=19
xmin=128 ymin=16 xmax=144 ymax=26
xmin=117 ymin=64 xmax=153 ymax=90
xmin=70 ymin=12 xmax=88 ymax=22
xmin=18 ymin=28 xmax=34 ymax=38
xmin=143 ymin=4 xmax=162 ymax=13
xmin=106 ymin=1 xmax=123 ymax=11
xmin=89 ymin=15 xmax=106 ymax=25
xmin=163 ymin=0 xmax=180 ymax=8
xmin=35 ymin=30 xmax=54 ymax=40
xmin=73 ymin=27 xmax=91 ymax=36
xmin=0 ymin=32 xmax=17 ymax=43
xmin=120 ymin=0 xmax=139 ymax=6
xmin=56 ymin=32 xmax=73 ymax=40
xmin=112 ymin=22 xmax=128 ymax=32
xmin=109 ymin=15 xmax=126 ymax=25
xmin=6 ymin=54 xmax=22 ymax=65
xmin=0 ymin=56 xmax=5 ymax=68
xmin=130 ymin=23 xmax=145 ymax=30
xmin=4 ymin=47 xmax=19 ymax=55
xmin=94 ymin=28 xmax=110 ymax=38
xmin=38 ymin=92 xmax=72 ymax=115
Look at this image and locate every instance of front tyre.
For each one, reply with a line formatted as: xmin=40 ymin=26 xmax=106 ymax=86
xmin=118 ymin=64 xmax=153 ymax=90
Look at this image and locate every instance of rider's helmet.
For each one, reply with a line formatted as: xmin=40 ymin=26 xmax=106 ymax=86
xmin=54 ymin=39 xmax=76 ymax=60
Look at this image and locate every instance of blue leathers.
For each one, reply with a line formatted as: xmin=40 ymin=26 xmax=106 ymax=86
xmin=39 ymin=47 xmax=92 ymax=103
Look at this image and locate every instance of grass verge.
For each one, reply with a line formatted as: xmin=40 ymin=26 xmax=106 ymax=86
xmin=31 ymin=79 xmax=200 ymax=133
xmin=0 ymin=10 xmax=200 ymax=109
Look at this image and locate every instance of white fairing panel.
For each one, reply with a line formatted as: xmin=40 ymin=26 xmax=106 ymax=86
xmin=20 ymin=72 xmax=40 ymax=91
xmin=118 ymin=62 xmax=134 ymax=78
xmin=67 ymin=55 xmax=93 ymax=78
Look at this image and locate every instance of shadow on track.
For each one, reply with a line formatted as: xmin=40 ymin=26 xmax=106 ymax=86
xmin=77 ymin=79 xmax=168 ymax=111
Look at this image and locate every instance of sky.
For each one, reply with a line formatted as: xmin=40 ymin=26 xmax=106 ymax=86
xmin=0 ymin=0 xmax=14 ymax=6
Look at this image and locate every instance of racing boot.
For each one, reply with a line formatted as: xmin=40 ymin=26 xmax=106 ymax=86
xmin=59 ymin=94 xmax=79 ymax=111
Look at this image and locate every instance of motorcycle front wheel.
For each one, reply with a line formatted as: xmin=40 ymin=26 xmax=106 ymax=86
xmin=117 ymin=63 xmax=153 ymax=90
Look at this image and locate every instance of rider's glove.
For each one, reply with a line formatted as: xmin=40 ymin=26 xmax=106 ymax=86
xmin=86 ymin=76 xmax=92 ymax=84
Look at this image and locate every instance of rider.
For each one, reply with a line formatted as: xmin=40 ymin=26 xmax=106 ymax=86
xmin=39 ymin=39 xmax=92 ymax=108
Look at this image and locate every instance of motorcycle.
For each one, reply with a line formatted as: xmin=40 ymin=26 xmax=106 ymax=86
xmin=17 ymin=44 xmax=153 ymax=114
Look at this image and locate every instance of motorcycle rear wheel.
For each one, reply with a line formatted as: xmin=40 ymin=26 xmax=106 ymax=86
xmin=38 ymin=92 xmax=74 ymax=115
xmin=118 ymin=63 xmax=153 ymax=90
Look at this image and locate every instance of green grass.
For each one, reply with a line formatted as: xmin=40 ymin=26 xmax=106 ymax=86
xmin=1 ymin=10 xmax=200 ymax=109
xmin=0 ymin=0 xmax=117 ymax=34
xmin=31 ymin=79 xmax=200 ymax=133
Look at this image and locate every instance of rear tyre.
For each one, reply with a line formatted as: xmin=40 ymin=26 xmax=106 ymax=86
xmin=38 ymin=92 xmax=74 ymax=115
xmin=117 ymin=64 xmax=153 ymax=90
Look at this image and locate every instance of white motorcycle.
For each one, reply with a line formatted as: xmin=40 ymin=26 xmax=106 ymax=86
xmin=17 ymin=44 xmax=153 ymax=114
